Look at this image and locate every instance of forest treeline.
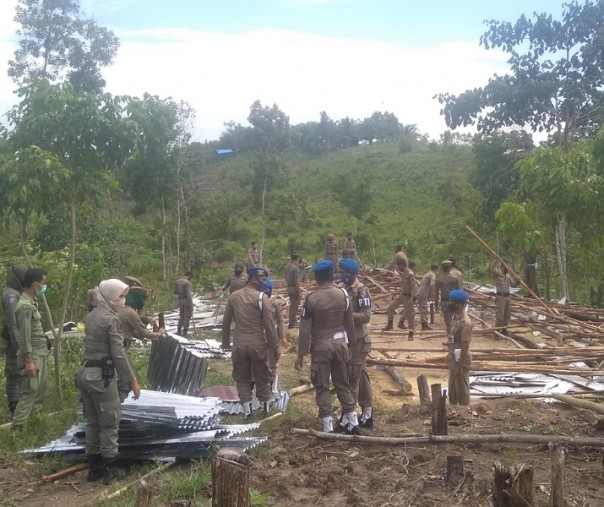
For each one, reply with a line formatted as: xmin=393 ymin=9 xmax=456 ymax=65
xmin=0 ymin=0 xmax=603 ymax=339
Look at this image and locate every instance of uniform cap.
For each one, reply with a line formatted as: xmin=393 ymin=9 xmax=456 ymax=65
xmin=338 ymin=258 xmax=359 ymax=274
xmin=441 ymin=260 xmax=453 ymax=266
xmin=122 ymin=275 xmax=143 ymax=287
xmin=247 ymin=267 xmax=269 ymax=278
xmin=327 ymin=234 xmax=334 ymax=240
xmin=128 ymin=286 xmax=149 ymax=297
xmin=448 ymin=289 xmax=468 ymax=302
xmin=312 ymin=259 xmax=335 ymax=273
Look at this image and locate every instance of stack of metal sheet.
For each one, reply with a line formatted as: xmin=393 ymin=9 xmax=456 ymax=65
xmin=22 ymin=390 xmax=266 ymax=459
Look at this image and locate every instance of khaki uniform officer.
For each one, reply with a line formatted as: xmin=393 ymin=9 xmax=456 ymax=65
xmin=449 ymin=257 xmax=464 ymax=286
xmin=434 ymin=260 xmax=460 ymax=335
xmin=324 ymin=234 xmax=338 ymax=264
xmin=338 ymin=258 xmax=374 ymax=428
xmin=383 ymin=257 xmax=417 ymax=340
xmin=490 ymin=259 xmax=512 ymax=334
xmin=295 ymin=260 xmax=359 ymax=434
xmin=264 ymin=279 xmax=286 ymax=387
xmin=12 ymin=268 xmax=49 ymax=429
xmin=285 ymin=252 xmax=301 ymax=328
xmin=343 ymin=232 xmax=357 ymax=259
xmin=222 ymin=267 xmax=278 ymax=418
xmin=389 ymin=245 xmax=408 ymax=270
xmin=417 ymin=264 xmax=438 ymax=331
xmin=75 ymin=279 xmax=140 ymax=485
xmin=222 ymin=263 xmax=248 ymax=295
xmin=447 ymin=289 xmax=473 ymax=406
xmin=1 ymin=265 xmax=27 ymax=415
xmin=247 ymin=241 xmax=261 ymax=269
xmin=174 ymin=271 xmax=193 ymax=336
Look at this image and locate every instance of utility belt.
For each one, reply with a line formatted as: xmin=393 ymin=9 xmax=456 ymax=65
xmin=83 ymin=357 xmax=115 ymax=387
xmin=496 ymin=292 xmax=510 ymax=297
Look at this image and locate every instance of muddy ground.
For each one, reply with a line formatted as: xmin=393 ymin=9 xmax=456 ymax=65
xmin=2 ymin=309 xmax=604 ymax=506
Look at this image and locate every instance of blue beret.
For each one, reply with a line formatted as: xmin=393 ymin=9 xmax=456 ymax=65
xmin=265 ymin=279 xmax=273 ymax=289
xmin=449 ymin=289 xmax=468 ymax=302
xmin=338 ymin=258 xmax=359 ymax=274
xmin=247 ymin=267 xmax=269 ymax=278
xmin=312 ymin=259 xmax=335 ymax=273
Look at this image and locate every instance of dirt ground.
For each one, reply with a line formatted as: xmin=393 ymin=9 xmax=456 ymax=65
xmin=3 ymin=309 xmax=604 ymax=506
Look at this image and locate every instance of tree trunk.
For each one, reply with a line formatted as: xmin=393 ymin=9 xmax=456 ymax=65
xmin=555 ymin=217 xmax=568 ymax=301
xmin=260 ymin=175 xmax=267 ymax=265
xmin=175 ymin=183 xmax=181 ymax=276
xmin=211 ymin=448 xmax=250 ymax=507
xmin=161 ymin=196 xmax=167 ymax=281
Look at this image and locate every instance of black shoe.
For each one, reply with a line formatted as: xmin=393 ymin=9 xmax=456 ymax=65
xmin=102 ymin=458 xmax=127 ymax=485
xmin=332 ymin=420 xmax=347 ymax=433
xmin=381 ymin=321 xmax=394 ymax=331
xmin=397 ymin=321 xmax=407 ymax=329
xmin=347 ymin=425 xmax=361 ymax=435
xmin=408 ymin=332 xmax=414 ymax=341
xmin=87 ymin=454 xmax=103 ymax=482
xmin=421 ymin=322 xmax=432 ymax=331
xmin=261 ymin=402 xmax=269 ymax=415
xmin=359 ymin=416 xmax=374 ymax=429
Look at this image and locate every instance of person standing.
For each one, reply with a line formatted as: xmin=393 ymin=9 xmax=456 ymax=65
xmin=75 ymin=279 xmax=141 ymax=484
xmin=338 ymin=258 xmax=374 ymax=428
xmin=490 ymin=259 xmax=512 ymax=335
xmin=298 ymin=257 xmax=308 ymax=283
xmin=343 ymin=232 xmax=357 ymax=259
xmin=264 ymin=279 xmax=287 ymax=388
xmin=12 ymin=268 xmax=49 ymax=429
xmin=383 ymin=258 xmax=417 ymax=340
xmin=1 ymin=265 xmax=27 ymax=416
xmin=389 ymin=245 xmax=408 ymax=271
xmin=434 ymin=260 xmax=460 ymax=336
xmin=449 ymin=257 xmax=464 ymax=286
xmin=417 ymin=264 xmax=438 ymax=331
xmin=294 ymin=260 xmax=359 ymax=434
xmin=221 ymin=267 xmax=278 ymax=418
xmin=447 ymin=289 xmax=473 ymax=406
xmin=247 ymin=241 xmax=261 ymax=269
xmin=324 ymin=234 xmax=338 ymax=264
xmin=285 ymin=252 xmax=301 ymax=328
xmin=174 ymin=271 xmax=193 ymax=336
xmin=221 ymin=263 xmax=248 ymax=295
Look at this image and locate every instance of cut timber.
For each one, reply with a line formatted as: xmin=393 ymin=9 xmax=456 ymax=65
xmin=431 ymin=383 xmax=447 ymax=436
xmin=446 ymin=455 xmax=465 ymax=487
xmin=212 ymin=447 xmax=250 ymax=507
xmin=291 ymin=429 xmax=604 ymax=447
xmin=41 ymin=463 xmax=88 ymax=482
xmin=135 ymin=480 xmax=153 ymax=507
xmin=382 ymin=352 xmax=413 ymax=394
xmin=549 ymin=444 xmax=565 ymax=507
xmin=550 ymin=393 xmax=604 ymax=416
xmin=493 ymin=462 xmax=533 ymax=507
xmin=288 ymin=383 xmax=315 ymax=397
xmin=417 ymin=375 xmax=431 ymax=405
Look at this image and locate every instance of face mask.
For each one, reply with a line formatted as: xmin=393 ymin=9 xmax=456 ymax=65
xmin=448 ymin=302 xmax=458 ymax=312
xmin=339 ymin=273 xmax=354 ymax=285
xmin=36 ymin=284 xmax=47 ymax=297
xmin=264 ymin=289 xmax=272 ymax=298
xmin=235 ymin=270 xmax=243 ymax=276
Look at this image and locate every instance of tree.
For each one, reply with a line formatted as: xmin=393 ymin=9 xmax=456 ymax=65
xmin=437 ymin=1 xmax=604 ymax=150
xmin=8 ymin=0 xmax=119 ymax=93
xmin=8 ymin=80 xmax=137 ymax=390
xmin=247 ymin=100 xmax=290 ymax=261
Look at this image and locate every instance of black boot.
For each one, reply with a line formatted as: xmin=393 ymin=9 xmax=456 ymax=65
xmin=261 ymin=401 xmax=270 ymax=415
xmin=382 ymin=320 xmax=394 ymax=331
xmin=102 ymin=457 xmax=127 ymax=485
xmin=8 ymin=401 xmax=17 ymax=416
xmin=421 ymin=322 xmax=432 ymax=331
xmin=408 ymin=331 xmax=414 ymax=341
xmin=86 ymin=454 xmax=103 ymax=482
xmin=397 ymin=320 xmax=407 ymax=329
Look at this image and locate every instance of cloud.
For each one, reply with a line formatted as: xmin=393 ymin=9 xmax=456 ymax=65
xmin=104 ymin=27 xmax=507 ymax=141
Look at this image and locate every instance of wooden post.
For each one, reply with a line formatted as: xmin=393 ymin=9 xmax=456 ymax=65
xmin=417 ymin=375 xmax=431 ymax=405
xmin=446 ymin=455 xmax=464 ymax=487
xmin=549 ymin=443 xmax=565 ymax=507
xmin=135 ymin=480 xmax=153 ymax=507
xmin=429 ymin=301 xmax=435 ymax=324
xmin=493 ymin=462 xmax=533 ymax=507
xmin=431 ymin=383 xmax=447 ymax=435
xmin=212 ymin=447 xmax=251 ymax=507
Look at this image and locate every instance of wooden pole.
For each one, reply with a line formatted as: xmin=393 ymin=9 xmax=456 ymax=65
xmin=41 ymin=463 xmax=88 ymax=482
xmin=446 ymin=456 xmax=465 ymax=487
xmin=549 ymin=443 xmax=565 ymax=507
xmin=135 ymin=480 xmax=153 ymax=507
xmin=431 ymin=383 xmax=447 ymax=436
xmin=417 ymin=375 xmax=431 ymax=405
xmin=212 ymin=447 xmax=250 ymax=507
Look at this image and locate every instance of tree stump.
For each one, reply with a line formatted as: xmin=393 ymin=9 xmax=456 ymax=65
xmin=135 ymin=480 xmax=153 ymax=507
xmin=493 ymin=462 xmax=533 ymax=507
xmin=211 ymin=447 xmax=251 ymax=507
xmin=431 ymin=383 xmax=447 ymax=435
xmin=549 ymin=443 xmax=565 ymax=507
xmin=417 ymin=375 xmax=431 ymax=405
xmin=446 ymin=455 xmax=465 ymax=487
xmin=429 ymin=302 xmax=435 ymax=324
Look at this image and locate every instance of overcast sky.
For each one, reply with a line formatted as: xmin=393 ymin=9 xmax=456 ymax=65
xmin=0 ymin=0 xmax=561 ymax=142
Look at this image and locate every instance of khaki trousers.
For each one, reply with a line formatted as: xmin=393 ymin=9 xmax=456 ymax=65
xmin=495 ymin=295 xmax=511 ymax=329
xmin=417 ymin=294 xmax=429 ymax=324
xmin=12 ymin=349 xmax=47 ymax=427
xmin=310 ymin=342 xmax=355 ymax=418
xmin=232 ymin=344 xmax=272 ymax=403
xmin=448 ymin=357 xmax=470 ymax=406
xmin=287 ymin=287 xmax=299 ymax=327
xmin=178 ymin=300 xmax=193 ymax=334
xmin=348 ymin=336 xmax=373 ymax=409
xmin=75 ymin=366 xmax=122 ymax=458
